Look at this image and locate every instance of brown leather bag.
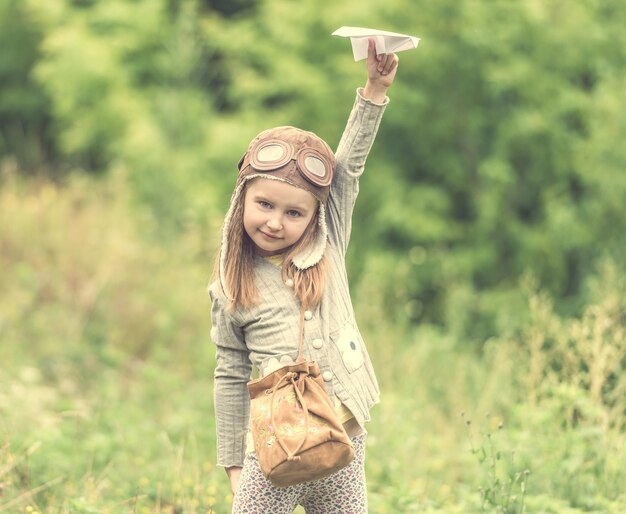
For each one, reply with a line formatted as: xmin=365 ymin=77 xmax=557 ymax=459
xmin=247 ymin=310 xmax=355 ymax=487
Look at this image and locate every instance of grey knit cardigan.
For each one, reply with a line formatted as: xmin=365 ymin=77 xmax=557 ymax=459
xmin=209 ymin=89 xmax=388 ymax=468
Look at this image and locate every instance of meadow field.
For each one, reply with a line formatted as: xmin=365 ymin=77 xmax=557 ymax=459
xmin=1 ymin=172 xmax=625 ymax=513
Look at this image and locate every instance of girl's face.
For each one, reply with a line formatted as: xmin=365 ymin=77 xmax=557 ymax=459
xmin=243 ymin=178 xmax=318 ymax=257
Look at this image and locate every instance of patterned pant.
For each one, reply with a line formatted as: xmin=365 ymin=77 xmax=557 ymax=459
xmin=231 ymin=434 xmax=367 ymax=514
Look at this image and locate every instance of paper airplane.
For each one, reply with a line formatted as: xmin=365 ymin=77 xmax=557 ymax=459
xmin=332 ymin=26 xmax=420 ymax=62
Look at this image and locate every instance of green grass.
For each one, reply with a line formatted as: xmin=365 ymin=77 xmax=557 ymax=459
xmin=2 ymin=174 xmax=626 ymax=513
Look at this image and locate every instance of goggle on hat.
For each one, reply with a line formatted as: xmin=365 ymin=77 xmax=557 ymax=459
xmin=237 ymin=126 xmax=336 ymax=204
xmin=219 ymin=127 xmax=336 ymax=295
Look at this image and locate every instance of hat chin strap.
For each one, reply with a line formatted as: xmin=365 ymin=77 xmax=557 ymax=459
xmin=291 ymin=204 xmax=328 ymax=270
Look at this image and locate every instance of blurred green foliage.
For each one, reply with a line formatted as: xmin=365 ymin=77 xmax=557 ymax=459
xmin=0 ymin=0 xmax=55 ymax=171
xmin=3 ymin=0 xmax=625 ymax=343
xmin=2 ymin=0 xmax=626 ymax=512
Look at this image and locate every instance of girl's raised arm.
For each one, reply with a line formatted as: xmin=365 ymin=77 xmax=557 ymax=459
xmin=325 ymin=40 xmax=399 ymax=254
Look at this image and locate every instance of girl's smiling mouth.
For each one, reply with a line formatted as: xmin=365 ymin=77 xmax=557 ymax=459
xmin=259 ymin=230 xmax=281 ymax=240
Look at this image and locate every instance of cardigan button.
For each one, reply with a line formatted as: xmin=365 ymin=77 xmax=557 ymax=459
xmin=322 ymin=371 xmax=333 ymax=382
xmin=285 ymin=278 xmax=294 ymax=288
xmin=304 ymin=310 xmax=313 ymax=321
xmin=312 ymin=338 xmax=323 ymax=349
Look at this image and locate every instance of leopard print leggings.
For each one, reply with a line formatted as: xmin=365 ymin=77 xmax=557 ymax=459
xmin=231 ymin=434 xmax=367 ymax=514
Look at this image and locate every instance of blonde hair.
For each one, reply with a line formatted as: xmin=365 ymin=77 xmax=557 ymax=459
xmin=214 ymin=182 xmax=326 ymax=311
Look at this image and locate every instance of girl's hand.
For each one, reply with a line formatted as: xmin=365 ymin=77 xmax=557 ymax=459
xmin=226 ymin=466 xmax=243 ymax=495
xmin=363 ymin=38 xmax=399 ymax=103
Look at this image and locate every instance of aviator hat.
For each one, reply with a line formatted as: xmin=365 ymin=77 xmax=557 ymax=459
xmin=218 ymin=127 xmax=336 ymax=295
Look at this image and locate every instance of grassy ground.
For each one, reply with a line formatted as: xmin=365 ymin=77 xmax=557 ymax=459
xmin=2 ymin=174 xmax=625 ymax=513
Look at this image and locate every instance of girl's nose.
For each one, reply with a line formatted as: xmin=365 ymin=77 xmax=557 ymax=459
xmin=266 ymin=216 xmax=282 ymax=231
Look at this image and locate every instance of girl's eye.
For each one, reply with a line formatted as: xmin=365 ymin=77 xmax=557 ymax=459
xmin=287 ymin=210 xmax=302 ymax=218
xmin=258 ymin=201 xmax=272 ymax=209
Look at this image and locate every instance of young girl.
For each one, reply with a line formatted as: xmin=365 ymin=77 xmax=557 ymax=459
xmin=209 ymin=39 xmax=399 ymax=513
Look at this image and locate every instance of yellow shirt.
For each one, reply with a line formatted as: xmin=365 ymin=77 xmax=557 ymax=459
xmin=265 ymin=254 xmax=284 ymax=267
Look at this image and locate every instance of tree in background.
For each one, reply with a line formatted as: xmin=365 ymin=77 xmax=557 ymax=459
xmin=0 ymin=0 xmax=56 ymax=171
xmin=2 ymin=0 xmax=625 ymax=345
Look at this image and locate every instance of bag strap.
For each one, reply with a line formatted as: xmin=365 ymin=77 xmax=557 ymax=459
xmin=296 ymin=307 xmax=305 ymax=360
xmin=268 ymin=307 xmax=309 ymax=461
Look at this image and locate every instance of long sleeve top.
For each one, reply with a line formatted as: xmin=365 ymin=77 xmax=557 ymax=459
xmin=208 ymin=88 xmax=389 ymax=468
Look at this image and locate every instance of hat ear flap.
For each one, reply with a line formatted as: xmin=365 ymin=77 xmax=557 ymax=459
xmin=291 ymin=204 xmax=328 ymax=269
